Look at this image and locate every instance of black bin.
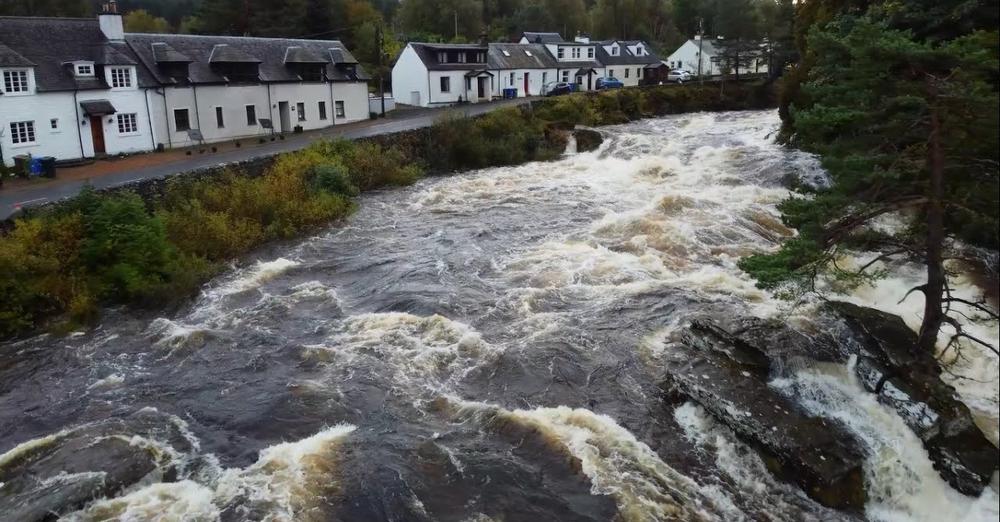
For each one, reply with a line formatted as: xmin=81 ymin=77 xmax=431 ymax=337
xmin=40 ymin=157 xmax=57 ymax=178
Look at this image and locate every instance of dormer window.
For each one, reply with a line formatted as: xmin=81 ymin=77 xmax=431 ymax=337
xmin=612 ymin=47 xmax=619 ymax=56
xmin=109 ymin=67 xmax=132 ymax=88
xmin=571 ymin=47 xmax=581 ymax=59
xmin=75 ymin=63 xmax=94 ymax=76
xmin=2 ymin=69 xmax=30 ymax=93
xmin=587 ymin=48 xmax=594 ymax=58
xmin=557 ymin=47 xmax=564 ymax=59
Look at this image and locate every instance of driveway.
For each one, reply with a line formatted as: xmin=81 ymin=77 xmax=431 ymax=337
xmin=1 ymin=98 xmax=533 ymax=220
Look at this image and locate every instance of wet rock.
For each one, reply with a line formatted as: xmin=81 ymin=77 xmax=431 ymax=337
xmin=0 ymin=409 xmax=194 ymax=521
xmin=663 ymin=319 xmax=867 ymax=511
xmin=572 ymin=129 xmax=604 ymax=153
xmin=824 ymin=301 xmax=1000 ymax=496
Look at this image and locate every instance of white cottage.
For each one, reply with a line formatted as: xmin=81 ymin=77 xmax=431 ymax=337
xmin=391 ymin=43 xmax=492 ymax=107
xmin=0 ymin=12 xmax=158 ymax=166
xmin=595 ymin=39 xmax=661 ymax=87
xmin=665 ymin=36 xmax=769 ymax=78
xmin=127 ymin=33 xmax=370 ymax=148
xmin=487 ymin=43 xmax=558 ymax=97
xmin=0 ymin=3 xmax=371 ymax=166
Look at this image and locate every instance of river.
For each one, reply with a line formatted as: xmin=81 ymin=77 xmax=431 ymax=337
xmin=1 ymin=110 xmax=996 ymax=522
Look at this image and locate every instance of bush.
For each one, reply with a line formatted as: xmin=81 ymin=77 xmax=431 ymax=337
xmin=311 ymin=163 xmax=359 ymax=196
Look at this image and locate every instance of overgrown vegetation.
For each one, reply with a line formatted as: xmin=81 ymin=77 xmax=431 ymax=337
xmin=0 ymin=84 xmax=771 ymax=339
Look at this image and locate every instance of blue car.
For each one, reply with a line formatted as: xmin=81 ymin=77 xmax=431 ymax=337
xmin=595 ymin=77 xmax=624 ymax=90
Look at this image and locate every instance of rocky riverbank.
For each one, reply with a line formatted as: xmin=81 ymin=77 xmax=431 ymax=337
xmin=662 ymin=302 xmax=999 ymax=512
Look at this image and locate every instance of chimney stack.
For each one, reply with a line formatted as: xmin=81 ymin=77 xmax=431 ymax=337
xmin=98 ymin=0 xmax=124 ymax=42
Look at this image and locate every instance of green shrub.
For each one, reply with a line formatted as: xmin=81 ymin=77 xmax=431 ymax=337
xmin=311 ymin=163 xmax=360 ymax=196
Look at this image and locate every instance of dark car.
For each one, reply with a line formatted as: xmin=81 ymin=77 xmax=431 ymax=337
xmin=544 ymin=82 xmax=575 ymax=96
xmin=595 ymin=77 xmax=624 ymax=90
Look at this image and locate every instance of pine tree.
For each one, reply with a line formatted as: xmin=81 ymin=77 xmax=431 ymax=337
xmin=740 ymin=17 xmax=999 ymax=356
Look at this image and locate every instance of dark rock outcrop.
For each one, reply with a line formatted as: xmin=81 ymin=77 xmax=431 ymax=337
xmin=0 ymin=409 xmax=195 ymax=521
xmin=572 ymin=129 xmax=604 ymax=153
xmin=824 ymin=301 xmax=1000 ymax=496
xmin=663 ymin=319 xmax=868 ymax=511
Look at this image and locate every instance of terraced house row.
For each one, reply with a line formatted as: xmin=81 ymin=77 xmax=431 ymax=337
xmin=391 ymin=32 xmax=665 ymax=107
xmin=0 ymin=3 xmax=370 ymax=167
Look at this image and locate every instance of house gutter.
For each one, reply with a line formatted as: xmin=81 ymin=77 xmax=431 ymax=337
xmin=192 ymin=83 xmax=203 ymax=135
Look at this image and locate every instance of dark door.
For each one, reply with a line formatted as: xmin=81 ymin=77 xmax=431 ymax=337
xmin=89 ymin=115 xmax=106 ymax=155
xmin=477 ymin=77 xmax=486 ymax=99
xmin=523 ymin=72 xmax=529 ymax=95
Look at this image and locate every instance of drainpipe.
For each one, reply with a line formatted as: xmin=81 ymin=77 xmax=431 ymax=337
xmin=266 ymin=82 xmax=273 ymax=132
xmin=192 ymin=83 xmax=203 ymax=135
xmin=73 ymin=89 xmax=86 ymax=158
xmin=143 ymin=88 xmax=156 ymax=150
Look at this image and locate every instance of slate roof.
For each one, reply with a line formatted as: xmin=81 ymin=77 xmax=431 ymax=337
xmin=0 ymin=16 xmax=158 ymax=91
xmin=126 ymin=33 xmax=370 ymax=84
xmin=520 ymin=32 xmax=565 ymax=44
xmin=408 ymin=43 xmax=488 ymax=71
xmin=0 ymin=42 xmax=33 ymax=67
xmin=150 ymin=42 xmax=191 ymax=63
xmin=593 ymin=40 xmax=661 ymax=66
xmin=488 ymin=43 xmax=557 ymax=70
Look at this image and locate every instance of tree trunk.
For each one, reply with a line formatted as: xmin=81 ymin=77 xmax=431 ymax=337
xmin=918 ymin=81 xmax=946 ymax=354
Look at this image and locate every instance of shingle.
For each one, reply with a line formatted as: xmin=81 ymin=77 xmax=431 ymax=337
xmin=0 ymin=16 xmax=157 ymax=91
xmin=488 ymin=43 xmax=557 ymax=70
xmin=285 ymin=46 xmax=327 ymax=64
xmin=126 ymin=33 xmax=371 ymax=84
xmin=209 ymin=44 xmax=261 ymax=63
xmin=0 ymin=42 xmax=34 ymax=67
xmin=521 ymin=32 xmax=565 ymax=44
xmin=151 ymin=42 xmax=192 ymax=63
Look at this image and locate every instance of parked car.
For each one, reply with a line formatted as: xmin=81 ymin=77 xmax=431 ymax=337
xmin=667 ymin=70 xmax=693 ymax=83
xmin=595 ymin=77 xmax=624 ymax=90
xmin=544 ymin=82 xmax=575 ymax=96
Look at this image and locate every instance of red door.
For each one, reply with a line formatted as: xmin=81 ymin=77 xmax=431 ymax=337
xmin=523 ymin=72 xmax=530 ymax=96
xmin=89 ymin=115 xmax=106 ymax=155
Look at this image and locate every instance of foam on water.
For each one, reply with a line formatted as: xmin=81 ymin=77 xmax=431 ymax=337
xmin=770 ymin=361 xmax=999 ymax=522
xmin=448 ymin=398 xmax=723 ymax=522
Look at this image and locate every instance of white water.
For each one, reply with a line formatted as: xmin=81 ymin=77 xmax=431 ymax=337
xmin=5 ymin=110 xmax=996 ymax=522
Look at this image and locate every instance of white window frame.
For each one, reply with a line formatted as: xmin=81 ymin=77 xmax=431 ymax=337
xmin=318 ymin=101 xmax=328 ymax=120
xmin=296 ymin=102 xmax=306 ymax=122
xmin=561 ymin=70 xmax=569 ymax=82
xmin=9 ymin=120 xmax=36 ymax=146
xmin=50 ymin=118 xmax=61 ymax=133
xmin=109 ymin=67 xmax=133 ymax=89
xmin=557 ymin=47 xmax=565 ymax=59
xmin=117 ymin=113 xmax=140 ymax=135
xmin=75 ymin=63 xmax=95 ymax=77
xmin=588 ymin=48 xmax=595 ymax=59
xmin=2 ymin=69 xmax=31 ymax=95
xmin=440 ymin=76 xmax=450 ymax=93
xmin=625 ymin=68 xmax=630 ymax=78
xmin=335 ymin=100 xmax=345 ymax=118
xmin=571 ymin=47 xmax=581 ymax=59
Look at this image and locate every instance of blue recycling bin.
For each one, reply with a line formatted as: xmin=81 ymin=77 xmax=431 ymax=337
xmin=502 ymin=88 xmax=518 ymax=99
xmin=29 ymin=156 xmax=44 ymax=177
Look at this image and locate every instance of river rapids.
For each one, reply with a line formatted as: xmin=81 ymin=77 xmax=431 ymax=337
xmin=1 ymin=110 xmax=997 ymax=522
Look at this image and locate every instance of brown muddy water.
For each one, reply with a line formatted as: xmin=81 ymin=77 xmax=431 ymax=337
xmin=1 ymin=110 xmax=997 ymax=522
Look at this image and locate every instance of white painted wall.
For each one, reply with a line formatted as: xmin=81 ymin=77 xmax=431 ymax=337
xmin=426 ymin=70 xmax=489 ymax=105
xmin=1 ymin=66 xmax=155 ymax=166
xmin=556 ymin=67 xmax=604 ymax=91
xmin=391 ymin=45 xmax=430 ymax=107
xmin=604 ymin=65 xmax=646 ymax=87
xmin=489 ymin=68 xmax=556 ymax=97
xmin=666 ymin=40 xmax=769 ymax=77
xmin=332 ymin=82 xmax=370 ymax=122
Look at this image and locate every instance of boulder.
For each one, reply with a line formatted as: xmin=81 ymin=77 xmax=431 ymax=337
xmin=571 ymin=129 xmax=604 ymax=153
xmin=663 ymin=319 xmax=868 ymax=511
xmin=824 ymin=301 xmax=1000 ymax=496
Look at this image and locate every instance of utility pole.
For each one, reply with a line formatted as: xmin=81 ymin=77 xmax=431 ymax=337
xmin=377 ymin=24 xmax=386 ymax=117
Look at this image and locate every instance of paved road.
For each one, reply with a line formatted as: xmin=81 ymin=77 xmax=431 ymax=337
xmin=1 ymin=98 xmax=532 ymax=219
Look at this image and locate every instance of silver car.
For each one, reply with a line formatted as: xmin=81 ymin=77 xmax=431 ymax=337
xmin=667 ymin=70 xmax=692 ymax=83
